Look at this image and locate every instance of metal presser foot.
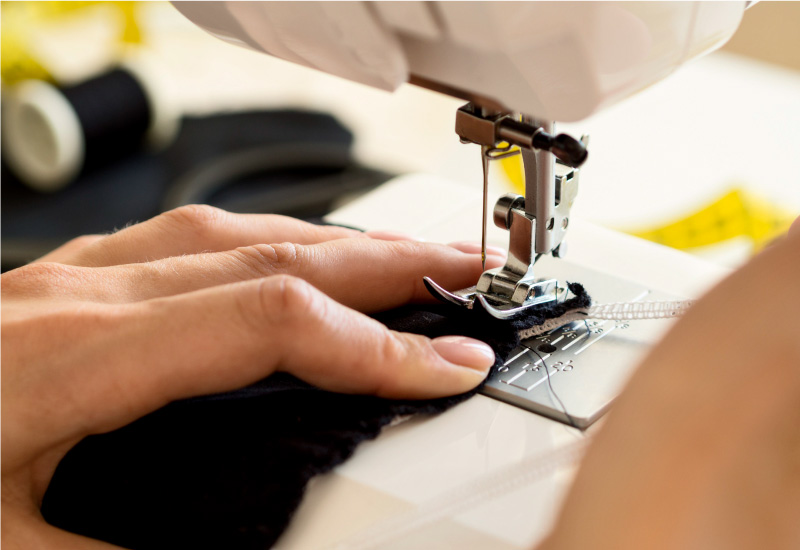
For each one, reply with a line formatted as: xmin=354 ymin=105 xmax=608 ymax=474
xmin=425 ymin=103 xmax=587 ymax=320
xmin=423 ymin=276 xmax=564 ymax=320
xmin=424 ymin=104 xmax=683 ymax=429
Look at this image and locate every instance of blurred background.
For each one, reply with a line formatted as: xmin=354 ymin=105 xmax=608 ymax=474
xmin=2 ymin=1 xmax=799 ymax=271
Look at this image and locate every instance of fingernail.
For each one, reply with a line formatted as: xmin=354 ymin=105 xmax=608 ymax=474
xmin=431 ymin=336 xmax=495 ymax=371
xmin=447 ymin=241 xmax=507 ymax=257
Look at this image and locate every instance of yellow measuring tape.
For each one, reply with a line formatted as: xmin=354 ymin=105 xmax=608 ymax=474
xmin=500 ymin=153 xmax=796 ymax=254
xmin=625 ymin=187 xmax=796 ymax=252
xmin=1 ymin=1 xmax=142 ymax=85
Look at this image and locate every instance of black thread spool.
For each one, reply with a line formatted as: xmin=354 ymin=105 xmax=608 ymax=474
xmin=2 ymin=60 xmax=178 ymax=192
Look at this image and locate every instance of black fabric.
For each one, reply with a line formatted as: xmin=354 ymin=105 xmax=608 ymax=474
xmin=61 ymin=68 xmax=152 ymax=173
xmin=1 ymin=110 xmax=390 ymax=270
xmin=41 ymin=284 xmax=590 ymax=550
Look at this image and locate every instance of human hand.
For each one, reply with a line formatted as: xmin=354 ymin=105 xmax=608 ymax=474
xmin=1 ymin=205 xmax=505 ymax=549
xmin=544 ymin=220 xmax=800 ymax=549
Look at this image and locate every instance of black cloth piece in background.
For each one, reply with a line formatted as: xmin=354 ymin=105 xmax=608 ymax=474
xmin=1 ymin=110 xmax=390 ymax=270
xmin=41 ymin=284 xmax=590 ymax=550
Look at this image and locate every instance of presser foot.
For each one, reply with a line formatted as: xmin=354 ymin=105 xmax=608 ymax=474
xmin=423 ymin=276 xmax=565 ymax=320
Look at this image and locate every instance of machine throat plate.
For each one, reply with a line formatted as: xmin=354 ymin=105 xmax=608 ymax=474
xmin=480 ymin=260 xmax=680 ymax=429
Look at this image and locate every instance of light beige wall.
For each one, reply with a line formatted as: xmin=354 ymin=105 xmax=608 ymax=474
xmin=723 ymin=1 xmax=800 ymax=72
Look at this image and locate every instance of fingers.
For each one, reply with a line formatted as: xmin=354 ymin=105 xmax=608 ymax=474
xmin=365 ymin=230 xmax=420 ymax=241
xmin=101 ymin=239 xmax=507 ymax=311
xmin=446 ymin=241 xmax=509 ymax=257
xmin=66 ymin=205 xmax=366 ymax=267
xmin=72 ymin=276 xmax=494 ymax=434
xmin=34 ymin=235 xmax=105 ymax=264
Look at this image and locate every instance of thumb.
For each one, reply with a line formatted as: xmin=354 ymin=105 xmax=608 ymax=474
xmin=77 ymin=275 xmax=494 ymax=434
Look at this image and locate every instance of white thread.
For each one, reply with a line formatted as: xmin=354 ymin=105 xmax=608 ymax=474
xmin=518 ymin=300 xmax=694 ymax=339
xmin=325 ymin=438 xmax=589 ymax=550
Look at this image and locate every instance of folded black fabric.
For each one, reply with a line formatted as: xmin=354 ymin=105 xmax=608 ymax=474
xmin=41 ymin=285 xmax=590 ymax=549
xmin=1 ymin=110 xmax=389 ymax=270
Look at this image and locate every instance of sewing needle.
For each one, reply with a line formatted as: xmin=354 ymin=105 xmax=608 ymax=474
xmin=481 ymin=145 xmax=490 ymax=271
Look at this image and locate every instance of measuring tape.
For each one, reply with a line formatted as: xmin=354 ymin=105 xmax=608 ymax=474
xmin=1 ymin=1 xmax=142 ymax=85
xmin=500 ymin=153 xmax=796 ymax=254
xmin=625 ymin=187 xmax=797 ymax=252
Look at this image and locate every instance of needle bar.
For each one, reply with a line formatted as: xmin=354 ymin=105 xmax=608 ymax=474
xmin=481 ymin=145 xmax=490 ymax=271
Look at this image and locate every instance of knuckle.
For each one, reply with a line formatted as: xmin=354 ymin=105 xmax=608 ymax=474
xmin=269 ymin=242 xmax=305 ymax=272
xmin=235 ymin=243 xmax=306 ymax=276
xmin=163 ymin=204 xmax=226 ymax=239
xmin=384 ymin=240 xmax=431 ymax=297
xmin=386 ymin=239 xmax=429 ymax=262
xmin=241 ymin=275 xmax=323 ymax=333
xmin=67 ymin=234 xmax=103 ymax=249
xmin=370 ymin=331 xmax=413 ymax=395
xmin=392 ymin=239 xmax=425 ymax=254
xmin=270 ymin=274 xmax=318 ymax=317
xmin=378 ymin=330 xmax=408 ymax=366
xmin=272 ymin=275 xmax=325 ymax=329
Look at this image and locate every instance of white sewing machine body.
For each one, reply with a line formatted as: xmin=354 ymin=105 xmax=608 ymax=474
xmin=176 ymin=0 xmax=745 ymax=320
xmin=175 ymin=1 xmax=745 ymax=121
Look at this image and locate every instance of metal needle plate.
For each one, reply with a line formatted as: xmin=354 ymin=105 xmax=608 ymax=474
xmin=480 ymin=258 xmax=681 ymax=429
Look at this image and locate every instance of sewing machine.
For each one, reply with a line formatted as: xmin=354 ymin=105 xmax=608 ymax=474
xmin=173 ymin=2 xmax=753 ymax=546
xmin=176 ymin=0 xmax=747 ymax=428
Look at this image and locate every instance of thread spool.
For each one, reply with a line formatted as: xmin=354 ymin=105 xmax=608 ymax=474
xmin=2 ymin=57 xmax=178 ymax=192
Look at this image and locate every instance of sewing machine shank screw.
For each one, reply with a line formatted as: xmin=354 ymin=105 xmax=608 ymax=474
xmin=493 ymin=193 xmax=525 ymax=230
